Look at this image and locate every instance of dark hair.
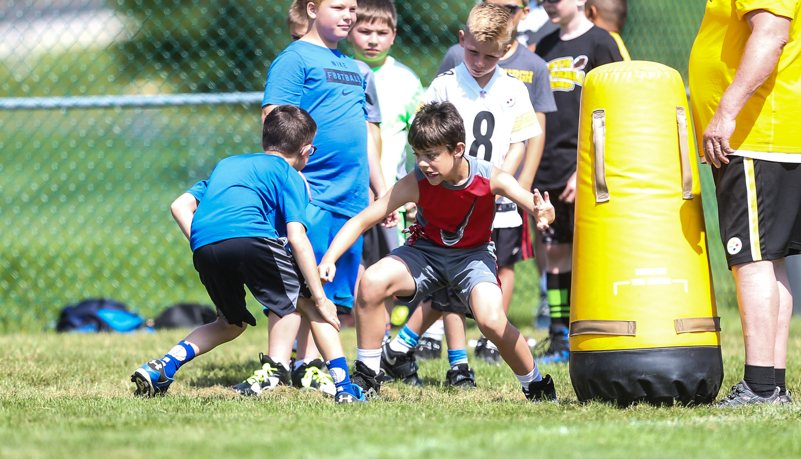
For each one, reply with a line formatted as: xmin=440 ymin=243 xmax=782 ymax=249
xmin=355 ymin=0 xmax=397 ymax=30
xmin=262 ymin=105 xmax=317 ymax=155
xmin=408 ymin=101 xmax=465 ymax=153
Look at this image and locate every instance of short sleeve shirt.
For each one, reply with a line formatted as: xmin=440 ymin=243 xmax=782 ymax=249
xmin=437 ymin=44 xmax=557 ymax=114
xmin=421 ymin=64 xmax=542 ymax=228
xmin=535 ymin=26 xmax=624 ymax=190
xmin=356 ymin=59 xmax=382 ymax=124
xmin=689 ymin=0 xmax=801 ymax=161
xmin=262 ymin=40 xmax=369 ymax=217
xmin=372 ymin=56 xmax=424 ymax=186
xmin=187 ymin=154 xmax=310 ymax=252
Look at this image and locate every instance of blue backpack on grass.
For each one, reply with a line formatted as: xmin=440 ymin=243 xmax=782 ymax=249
xmin=56 ymin=298 xmax=147 ymax=333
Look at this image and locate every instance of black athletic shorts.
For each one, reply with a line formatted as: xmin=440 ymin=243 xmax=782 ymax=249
xmin=712 ymin=155 xmax=801 ymax=268
xmin=540 ymin=187 xmax=575 ymax=245
xmin=428 ymin=286 xmax=473 ymax=318
xmin=361 ymin=225 xmax=400 ymax=268
xmin=493 ymin=226 xmax=524 ymax=267
xmin=193 ymin=237 xmax=311 ymax=327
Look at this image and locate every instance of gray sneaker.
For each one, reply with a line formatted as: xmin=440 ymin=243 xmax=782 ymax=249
xmin=777 ymin=390 xmax=793 ymax=405
xmin=718 ymin=380 xmax=780 ymax=407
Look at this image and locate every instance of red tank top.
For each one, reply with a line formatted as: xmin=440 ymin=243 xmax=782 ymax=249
xmin=409 ymin=155 xmax=495 ymax=249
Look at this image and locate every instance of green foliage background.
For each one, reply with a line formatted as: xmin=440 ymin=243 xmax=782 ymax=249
xmin=1 ymin=0 xmax=734 ymax=332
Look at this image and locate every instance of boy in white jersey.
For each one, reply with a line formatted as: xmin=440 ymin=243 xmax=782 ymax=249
xmin=380 ymin=3 xmax=542 ymax=387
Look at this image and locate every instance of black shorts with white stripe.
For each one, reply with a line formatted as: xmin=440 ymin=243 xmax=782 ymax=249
xmin=712 ymin=155 xmax=801 ymax=268
xmin=193 ymin=237 xmax=311 ymax=327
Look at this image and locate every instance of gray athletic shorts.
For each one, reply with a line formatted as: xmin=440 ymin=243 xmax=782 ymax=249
xmin=390 ymin=238 xmax=499 ymax=309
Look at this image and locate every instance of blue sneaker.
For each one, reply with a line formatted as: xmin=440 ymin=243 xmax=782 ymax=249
xmin=131 ymin=359 xmax=173 ymax=397
xmin=534 ymin=328 xmax=570 ymax=365
xmin=335 ymin=384 xmax=366 ymax=404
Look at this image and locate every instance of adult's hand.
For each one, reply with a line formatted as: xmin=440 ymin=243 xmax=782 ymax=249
xmin=702 ymin=113 xmax=736 ymax=168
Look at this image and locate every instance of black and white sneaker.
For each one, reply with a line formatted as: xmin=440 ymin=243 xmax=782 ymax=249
xmin=381 ymin=343 xmax=424 ymax=387
xmin=414 ymin=337 xmax=442 ymax=360
xmin=446 ymin=363 xmax=476 ymax=388
xmin=291 ymin=359 xmax=336 ymax=396
xmin=474 ymin=336 xmax=502 ymax=365
xmin=718 ymin=380 xmax=780 ymax=407
xmin=351 ymin=360 xmax=384 ymax=399
xmin=231 ymin=353 xmax=291 ymax=396
xmin=523 ymin=374 xmax=558 ymax=402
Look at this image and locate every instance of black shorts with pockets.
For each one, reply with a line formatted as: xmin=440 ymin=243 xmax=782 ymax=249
xmin=193 ymin=237 xmax=311 ymax=327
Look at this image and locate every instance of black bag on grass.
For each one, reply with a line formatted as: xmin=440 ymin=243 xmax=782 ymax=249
xmin=56 ymin=298 xmax=145 ymax=333
xmin=154 ymin=303 xmax=217 ymax=330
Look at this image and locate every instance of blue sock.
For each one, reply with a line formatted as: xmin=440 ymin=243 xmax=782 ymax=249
xmin=448 ymin=348 xmax=468 ymax=367
xmin=326 ymin=357 xmax=356 ymax=396
xmin=389 ymin=324 xmax=420 ymax=353
xmin=161 ymin=341 xmax=196 ymax=379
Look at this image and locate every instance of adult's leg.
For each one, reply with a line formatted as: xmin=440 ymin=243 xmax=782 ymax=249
xmin=469 ymin=282 xmax=534 ymax=375
xmin=771 ymin=259 xmax=793 ymax=369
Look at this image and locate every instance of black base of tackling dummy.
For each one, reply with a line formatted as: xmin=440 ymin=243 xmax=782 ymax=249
xmin=570 ymin=346 xmax=723 ymax=406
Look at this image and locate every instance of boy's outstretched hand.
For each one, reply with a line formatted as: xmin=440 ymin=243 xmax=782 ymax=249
xmin=315 ymin=297 xmax=340 ymax=331
xmin=534 ymin=189 xmax=555 ymax=231
xmin=319 ymin=262 xmax=337 ymax=286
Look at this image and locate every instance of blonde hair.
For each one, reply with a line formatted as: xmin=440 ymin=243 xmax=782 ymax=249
xmin=286 ymin=0 xmax=309 ymax=29
xmin=464 ymin=3 xmax=511 ymax=45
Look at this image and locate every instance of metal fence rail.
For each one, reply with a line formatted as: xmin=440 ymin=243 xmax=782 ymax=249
xmin=1 ymin=0 xmax=733 ymax=331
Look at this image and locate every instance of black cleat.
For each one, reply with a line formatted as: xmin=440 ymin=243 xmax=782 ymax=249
xmin=533 ymin=328 xmax=570 ymax=365
xmin=446 ymin=363 xmax=476 ymax=388
xmin=414 ymin=336 xmax=442 ymax=360
xmin=523 ymin=374 xmax=558 ymax=402
xmin=381 ymin=343 xmax=424 ymax=387
xmin=351 ymin=360 xmax=384 ymax=399
xmin=291 ymin=359 xmax=336 ymax=396
xmin=474 ymin=336 xmax=502 ymax=365
xmin=231 ymin=353 xmax=291 ymax=396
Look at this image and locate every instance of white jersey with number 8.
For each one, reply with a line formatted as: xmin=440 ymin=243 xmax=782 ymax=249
xmin=421 ymin=63 xmax=541 ymax=228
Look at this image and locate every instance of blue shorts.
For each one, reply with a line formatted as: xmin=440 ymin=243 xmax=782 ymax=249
xmin=306 ymin=204 xmax=363 ymax=308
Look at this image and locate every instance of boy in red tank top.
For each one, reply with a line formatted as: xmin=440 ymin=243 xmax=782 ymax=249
xmin=319 ymin=101 xmax=558 ymax=400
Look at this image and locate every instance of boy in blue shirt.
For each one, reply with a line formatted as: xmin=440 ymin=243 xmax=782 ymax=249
xmin=131 ymin=106 xmax=364 ymax=404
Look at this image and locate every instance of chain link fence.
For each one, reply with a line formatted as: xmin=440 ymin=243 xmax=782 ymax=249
xmin=1 ymin=0 xmax=732 ymax=332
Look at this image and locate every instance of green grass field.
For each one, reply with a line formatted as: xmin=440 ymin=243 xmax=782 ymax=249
xmin=2 ymin=296 xmax=801 ymax=459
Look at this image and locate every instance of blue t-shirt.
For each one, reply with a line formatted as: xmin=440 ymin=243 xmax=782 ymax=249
xmin=187 ymin=154 xmax=310 ymax=252
xmin=262 ymin=40 xmax=369 ymax=218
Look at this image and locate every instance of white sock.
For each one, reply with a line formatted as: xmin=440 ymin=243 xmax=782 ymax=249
xmin=516 ymin=366 xmax=543 ymax=390
xmin=389 ymin=335 xmax=413 ymax=353
xmin=293 ymin=359 xmax=305 ymax=371
xmin=422 ymin=319 xmax=445 ymax=341
xmin=272 ymin=358 xmax=289 ymax=370
xmin=356 ymin=348 xmax=382 ymax=374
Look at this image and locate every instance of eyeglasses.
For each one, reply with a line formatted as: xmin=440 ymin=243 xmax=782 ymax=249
xmin=500 ymin=4 xmax=524 ymax=15
xmin=484 ymin=1 xmax=526 ymax=15
xmin=301 ymin=144 xmax=317 ymax=156
xmin=536 ymin=0 xmax=561 ymax=5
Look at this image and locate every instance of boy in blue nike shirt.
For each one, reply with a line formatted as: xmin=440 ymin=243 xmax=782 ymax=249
xmin=131 ymin=106 xmax=364 ymax=404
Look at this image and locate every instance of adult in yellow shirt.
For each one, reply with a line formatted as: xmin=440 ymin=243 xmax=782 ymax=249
xmin=689 ymin=0 xmax=801 ymax=407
